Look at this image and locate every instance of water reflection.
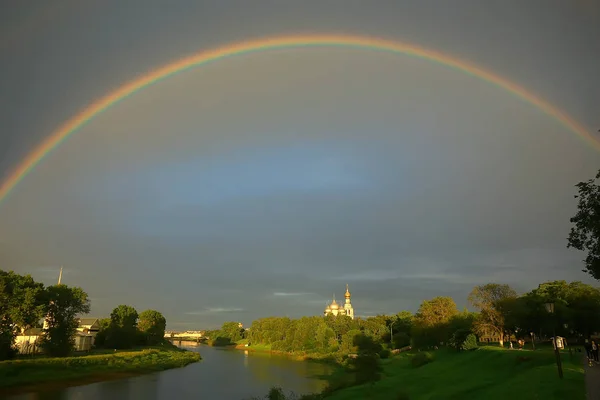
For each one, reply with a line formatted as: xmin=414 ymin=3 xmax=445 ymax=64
xmin=2 ymin=345 xmax=331 ymax=400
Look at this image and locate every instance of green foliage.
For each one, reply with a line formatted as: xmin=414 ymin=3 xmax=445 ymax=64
xmin=378 ymin=348 xmax=391 ymax=359
xmin=411 ymin=351 xmax=434 ymax=368
xmin=568 ymin=169 xmax=600 ymax=279
xmin=220 ymin=321 xmax=244 ymax=342
xmin=461 ymin=334 xmax=478 ymax=351
xmin=104 ymin=305 xmax=139 ymax=349
xmin=0 ymin=348 xmax=200 ymax=389
xmin=349 ymin=334 xmax=383 ymax=385
xmin=469 ymin=283 xmax=517 ymax=344
xmin=392 ymin=332 xmax=410 ymax=349
xmin=40 ymin=284 xmax=90 ymax=357
xmin=138 ymin=310 xmax=167 ymax=345
xmin=92 ymin=318 xmax=111 ymax=348
xmin=211 ymin=337 xmax=234 ymax=346
xmin=497 ymin=280 xmax=600 ymax=339
xmin=0 ymin=270 xmax=47 ymax=360
xmin=411 ymin=297 xmax=459 ymax=348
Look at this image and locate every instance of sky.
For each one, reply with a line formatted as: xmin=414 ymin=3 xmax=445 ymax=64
xmin=0 ymin=0 xmax=599 ymax=330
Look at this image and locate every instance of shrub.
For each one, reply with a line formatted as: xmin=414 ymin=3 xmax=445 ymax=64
xmin=449 ymin=330 xmax=478 ymax=352
xmin=396 ymin=392 xmax=411 ymax=400
xmin=411 ymin=351 xmax=434 ymax=368
xmin=379 ymin=348 xmax=391 ymax=359
xmin=392 ymin=332 xmax=411 ymax=349
xmin=461 ymin=334 xmax=478 ymax=351
xmin=211 ymin=337 xmax=233 ymax=346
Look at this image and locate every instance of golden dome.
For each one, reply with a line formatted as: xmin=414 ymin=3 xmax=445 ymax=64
xmin=330 ymin=300 xmax=339 ymax=310
xmin=345 ymin=284 xmax=351 ymax=298
xmin=324 ymin=305 xmax=331 ymax=312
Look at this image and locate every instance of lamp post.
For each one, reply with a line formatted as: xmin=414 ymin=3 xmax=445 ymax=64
xmin=545 ymin=302 xmax=563 ymax=379
xmin=530 ymin=331 xmax=535 ymax=351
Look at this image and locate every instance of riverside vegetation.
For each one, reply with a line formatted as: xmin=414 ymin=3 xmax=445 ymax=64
xmin=0 ymin=271 xmax=200 ymax=394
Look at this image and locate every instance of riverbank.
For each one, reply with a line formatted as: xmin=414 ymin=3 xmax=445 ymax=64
xmin=0 ymin=345 xmax=201 ymax=396
xmin=232 ymin=342 xmax=340 ymax=365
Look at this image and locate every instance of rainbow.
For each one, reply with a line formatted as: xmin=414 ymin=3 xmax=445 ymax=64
xmin=0 ymin=34 xmax=596 ymax=205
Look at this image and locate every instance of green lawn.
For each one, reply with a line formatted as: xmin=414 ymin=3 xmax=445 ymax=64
xmin=326 ymin=346 xmax=584 ymax=400
xmin=0 ymin=346 xmax=201 ymax=395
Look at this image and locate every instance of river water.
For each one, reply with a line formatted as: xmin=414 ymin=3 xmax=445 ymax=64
xmin=5 ymin=342 xmax=333 ymax=400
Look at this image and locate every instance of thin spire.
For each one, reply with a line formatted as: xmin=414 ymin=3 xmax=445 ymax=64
xmin=58 ymin=267 xmax=63 ymax=285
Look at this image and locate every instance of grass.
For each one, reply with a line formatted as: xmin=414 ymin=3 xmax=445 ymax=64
xmin=325 ymin=346 xmax=584 ymax=400
xmin=0 ymin=345 xmax=201 ymax=395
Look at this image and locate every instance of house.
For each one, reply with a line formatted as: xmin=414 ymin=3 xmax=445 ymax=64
xmin=14 ymin=317 xmax=102 ymax=354
xmin=74 ymin=318 xmax=101 ymax=351
xmin=14 ymin=328 xmax=43 ymax=355
xmin=76 ymin=318 xmax=101 ymax=335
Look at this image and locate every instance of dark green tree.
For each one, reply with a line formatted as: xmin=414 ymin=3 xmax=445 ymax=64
xmin=105 ymin=305 xmax=139 ymax=349
xmin=0 ymin=270 xmax=46 ymax=360
xmin=40 ymin=284 xmax=90 ymax=357
xmin=568 ymin=169 xmax=600 ymax=279
xmin=138 ymin=310 xmax=167 ymax=345
xmin=350 ymin=334 xmax=383 ymax=385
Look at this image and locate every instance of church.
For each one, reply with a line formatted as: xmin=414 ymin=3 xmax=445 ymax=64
xmin=323 ymin=284 xmax=354 ymax=319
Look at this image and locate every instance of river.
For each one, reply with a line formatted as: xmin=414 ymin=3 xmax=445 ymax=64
xmin=5 ymin=342 xmax=334 ymax=400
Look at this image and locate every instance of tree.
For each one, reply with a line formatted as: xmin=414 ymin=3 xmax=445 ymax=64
xmin=93 ymin=318 xmax=111 ymax=347
xmin=568 ymin=169 xmax=600 ymax=279
xmin=0 ymin=270 xmax=46 ymax=360
xmin=469 ymin=283 xmax=517 ymax=346
xmin=40 ymin=284 xmax=90 ymax=357
xmin=138 ymin=310 xmax=167 ymax=345
xmin=105 ymin=305 xmax=138 ymax=349
xmin=412 ymin=297 xmax=459 ymax=348
xmin=350 ymin=334 xmax=383 ymax=385
xmin=219 ymin=321 xmax=244 ymax=343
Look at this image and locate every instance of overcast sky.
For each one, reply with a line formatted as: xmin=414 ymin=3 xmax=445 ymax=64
xmin=0 ymin=0 xmax=599 ymax=330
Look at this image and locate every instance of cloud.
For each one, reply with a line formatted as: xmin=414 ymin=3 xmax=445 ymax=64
xmin=272 ymin=292 xmax=314 ymax=296
xmin=185 ymin=307 xmax=244 ymax=315
xmin=329 ymin=270 xmax=404 ymax=282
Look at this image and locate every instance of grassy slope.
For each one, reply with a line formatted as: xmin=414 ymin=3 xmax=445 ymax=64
xmin=326 ymin=347 xmax=584 ymax=400
xmin=0 ymin=346 xmax=201 ymax=394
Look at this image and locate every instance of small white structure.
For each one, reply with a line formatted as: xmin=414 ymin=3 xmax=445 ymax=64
xmin=15 ymin=328 xmax=43 ymax=355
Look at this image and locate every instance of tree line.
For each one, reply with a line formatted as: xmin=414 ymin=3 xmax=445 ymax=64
xmin=208 ymin=279 xmax=600 ymax=360
xmin=0 ymin=270 xmax=167 ymax=360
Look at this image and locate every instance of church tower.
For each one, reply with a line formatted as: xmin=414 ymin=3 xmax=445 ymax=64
xmin=323 ymin=284 xmax=354 ymax=319
xmin=343 ymin=284 xmax=354 ymax=319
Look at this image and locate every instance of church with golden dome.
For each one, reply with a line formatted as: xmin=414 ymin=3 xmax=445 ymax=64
xmin=324 ymin=284 xmax=354 ymax=319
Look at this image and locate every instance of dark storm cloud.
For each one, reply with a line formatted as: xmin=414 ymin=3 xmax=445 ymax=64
xmin=0 ymin=0 xmax=599 ymax=329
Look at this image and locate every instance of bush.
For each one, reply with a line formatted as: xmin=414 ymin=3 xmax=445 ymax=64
xmin=411 ymin=351 xmax=434 ymax=368
xmin=449 ymin=330 xmax=478 ymax=352
xmin=392 ymin=332 xmax=411 ymax=349
xmin=379 ymin=348 xmax=391 ymax=359
xmin=461 ymin=334 xmax=478 ymax=351
xmin=211 ymin=337 xmax=233 ymax=346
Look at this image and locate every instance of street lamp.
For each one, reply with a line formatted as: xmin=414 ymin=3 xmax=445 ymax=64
xmin=545 ymin=302 xmax=563 ymax=379
xmin=530 ymin=332 xmax=535 ymax=351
